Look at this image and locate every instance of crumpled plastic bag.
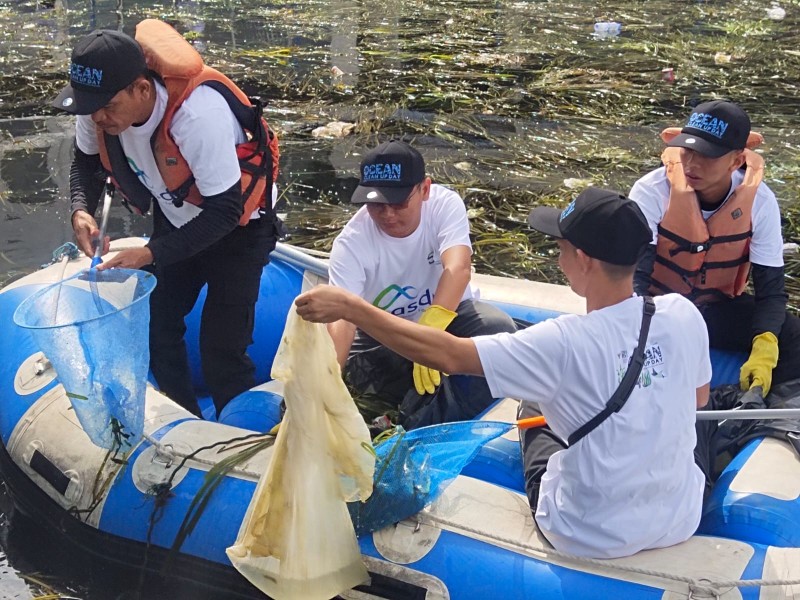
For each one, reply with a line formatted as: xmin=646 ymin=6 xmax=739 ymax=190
xmin=226 ymin=307 xmax=375 ymax=599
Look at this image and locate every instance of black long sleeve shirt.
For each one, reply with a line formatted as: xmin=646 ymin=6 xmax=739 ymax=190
xmin=69 ymin=144 xmax=243 ymax=267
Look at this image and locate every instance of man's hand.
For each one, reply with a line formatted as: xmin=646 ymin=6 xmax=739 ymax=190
xmin=72 ymin=210 xmax=108 ymax=258
xmin=740 ymin=332 xmax=779 ymax=397
xmin=295 ymin=285 xmax=357 ymax=323
xmin=96 ymin=247 xmax=154 ymax=271
xmin=413 ymin=305 xmax=457 ymax=394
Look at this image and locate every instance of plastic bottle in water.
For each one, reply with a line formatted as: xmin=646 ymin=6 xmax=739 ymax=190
xmin=594 ymin=21 xmax=622 ymax=36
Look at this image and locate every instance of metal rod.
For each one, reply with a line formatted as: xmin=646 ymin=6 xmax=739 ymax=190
xmin=697 ymin=408 xmax=800 ymax=421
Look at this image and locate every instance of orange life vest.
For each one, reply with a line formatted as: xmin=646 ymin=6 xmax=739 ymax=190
xmin=650 ymin=146 xmax=763 ymax=304
xmin=97 ymin=19 xmax=280 ymax=226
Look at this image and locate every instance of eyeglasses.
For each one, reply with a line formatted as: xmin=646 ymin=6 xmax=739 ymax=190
xmin=366 ymin=184 xmax=422 ymax=213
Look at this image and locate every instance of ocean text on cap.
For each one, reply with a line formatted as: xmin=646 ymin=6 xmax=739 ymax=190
xmin=686 ymin=112 xmax=729 ymax=140
xmin=560 ymin=199 xmax=576 ymax=221
xmin=363 ymin=163 xmax=402 ymax=182
xmin=70 ymin=64 xmax=103 ymax=87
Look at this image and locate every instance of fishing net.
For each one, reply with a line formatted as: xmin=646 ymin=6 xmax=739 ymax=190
xmin=348 ymin=420 xmax=511 ymax=537
xmin=227 ymin=308 xmax=374 ymax=600
xmin=13 ymin=268 xmax=156 ymax=451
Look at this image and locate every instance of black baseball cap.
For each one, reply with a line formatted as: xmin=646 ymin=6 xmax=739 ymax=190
xmin=52 ymin=29 xmax=147 ymax=115
xmin=528 ymin=187 xmax=652 ymax=266
xmin=667 ymin=100 xmax=751 ymax=158
xmin=351 ymin=140 xmax=426 ymax=204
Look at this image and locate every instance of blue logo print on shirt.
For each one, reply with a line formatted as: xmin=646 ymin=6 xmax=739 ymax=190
xmin=70 ymin=63 xmax=103 ymax=88
xmin=127 ymin=157 xmax=150 ymax=187
xmin=363 ymin=163 xmax=402 ymax=182
xmin=686 ymin=112 xmax=729 ymax=140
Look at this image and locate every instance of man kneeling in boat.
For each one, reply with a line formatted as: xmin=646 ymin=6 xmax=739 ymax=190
xmin=296 ymin=187 xmax=711 ymax=559
xmin=327 ymin=140 xmax=516 ymax=429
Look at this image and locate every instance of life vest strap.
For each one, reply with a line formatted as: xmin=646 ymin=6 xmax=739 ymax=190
xmin=657 ymin=225 xmax=710 ymax=257
xmin=650 ymin=275 xmax=734 ymax=304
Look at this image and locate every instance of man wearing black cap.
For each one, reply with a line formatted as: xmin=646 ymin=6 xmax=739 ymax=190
xmin=53 ymin=23 xmax=280 ymax=417
xmin=630 ymin=100 xmax=800 ymax=399
xmin=327 ymin=140 xmax=515 ymax=429
xmin=296 ymin=187 xmax=711 ymax=559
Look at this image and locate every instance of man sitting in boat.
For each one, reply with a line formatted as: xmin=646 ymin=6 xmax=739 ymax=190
xmin=327 ymin=139 xmax=516 ymax=429
xmin=52 ymin=21 xmax=281 ymax=417
xmin=630 ymin=100 xmax=800 ymax=401
xmin=296 ymin=187 xmax=711 ymax=559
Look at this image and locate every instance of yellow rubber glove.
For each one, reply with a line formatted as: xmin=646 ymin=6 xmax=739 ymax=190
xmin=739 ymin=332 xmax=779 ymax=397
xmin=413 ymin=305 xmax=457 ymax=395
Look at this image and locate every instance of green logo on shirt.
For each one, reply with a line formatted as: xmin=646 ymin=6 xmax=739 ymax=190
xmin=372 ymin=285 xmax=432 ymax=316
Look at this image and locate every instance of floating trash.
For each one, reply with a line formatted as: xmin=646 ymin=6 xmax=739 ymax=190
xmin=593 ymin=21 xmax=622 ymax=37
xmin=766 ymin=4 xmax=786 ymax=20
xmin=563 ymin=177 xmax=593 ymax=189
xmin=311 ymin=121 xmax=355 ymax=138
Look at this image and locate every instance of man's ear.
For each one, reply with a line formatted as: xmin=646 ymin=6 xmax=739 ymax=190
xmin=133 ymin=76 xmax=152 ymax=98
xmin=419 ymin=177 xmax=432 ymax=201
xmin=731 ymin=150 xmax=747 ymax=172
xmin=575 ymin=248 xmax=593 ymax=273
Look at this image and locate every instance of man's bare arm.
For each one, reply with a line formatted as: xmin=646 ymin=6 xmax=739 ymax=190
xmin=297 ymin=285 xmax=484 ymax=376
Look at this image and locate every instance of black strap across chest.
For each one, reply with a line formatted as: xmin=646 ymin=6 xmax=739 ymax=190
xmin=567 ymin=296 xmax=656 ymax=447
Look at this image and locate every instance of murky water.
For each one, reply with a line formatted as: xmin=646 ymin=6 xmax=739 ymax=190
xmin=1 ymin=0 xmax=800 ymax=596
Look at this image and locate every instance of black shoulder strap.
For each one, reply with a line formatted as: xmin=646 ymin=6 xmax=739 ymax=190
xmin=567 ymin=296 xmax=656 ymax=446
xmin=103 ymin=132 xmax=154 ymax=214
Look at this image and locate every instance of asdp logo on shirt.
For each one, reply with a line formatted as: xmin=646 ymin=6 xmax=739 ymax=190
xmin=372 ymin=284 xmax=433 ymax=317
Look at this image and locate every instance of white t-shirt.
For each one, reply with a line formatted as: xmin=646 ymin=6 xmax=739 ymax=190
xmin=329 ymin=184 xmax=474 ymax=321
xmin=630 ymin=166 xmax=784 ymax=267
xmin=75 ymin=81 xmax=248 ymax=228
xmin=474 ymin=294 xmax=710 ymax=559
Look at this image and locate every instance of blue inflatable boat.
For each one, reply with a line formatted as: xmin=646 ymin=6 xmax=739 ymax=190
xmin=1 ymin=238 xmax=799 ymax=599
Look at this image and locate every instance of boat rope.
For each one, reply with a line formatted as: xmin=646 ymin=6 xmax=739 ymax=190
xmin=132 ymin=431 xmax=273 ymax=594
xmin=40 ymin=242 xmax=80 ymax=270
xmin=139 ymin=430 xmax=267 ymax=479
xmin=418 ymin=513 xmax=800 ymax=597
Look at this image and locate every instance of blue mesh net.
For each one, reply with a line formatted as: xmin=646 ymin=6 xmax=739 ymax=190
xmin=348 ymin=420 xmax=511 ymax=537
xmin=13 ymin=269 xmax=156 ymax=450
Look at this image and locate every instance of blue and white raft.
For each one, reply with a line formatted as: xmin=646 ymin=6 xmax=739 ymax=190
xmin=1 ymin=238 xmax=800 ymax=599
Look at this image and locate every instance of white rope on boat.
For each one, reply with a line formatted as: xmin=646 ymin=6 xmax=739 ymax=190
xmin=418 ymin=513 xmax=800 ymax=596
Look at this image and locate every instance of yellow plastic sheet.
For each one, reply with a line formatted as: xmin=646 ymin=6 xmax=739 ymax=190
xmin=227 ymin=308 xmax=375 ymax=599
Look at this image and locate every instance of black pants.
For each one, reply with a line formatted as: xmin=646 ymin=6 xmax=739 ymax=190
xmin=344 ymin=299 xmax=517 ymax=427
xmin=519 ymin=400 xmax=720 ymax=512
xmin=148 ymin=215 xmax=277 ymax=415
xmin=699 ymin=294 xmax=800 ymax=386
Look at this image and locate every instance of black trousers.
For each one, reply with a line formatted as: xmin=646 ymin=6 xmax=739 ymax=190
xmin=518 ymin=399 xmax=721 ymax=512
xmin=699 ymin=293 xmax=800 ymax=386
xmin=344 ymin=299 xmax=517 ymax=427
xmin=148 ymin=216 xmax=277 ymax=415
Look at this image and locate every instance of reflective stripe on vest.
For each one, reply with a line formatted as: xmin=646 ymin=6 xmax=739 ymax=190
xmin=650 ymin=147 xmax=762 ymax=304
